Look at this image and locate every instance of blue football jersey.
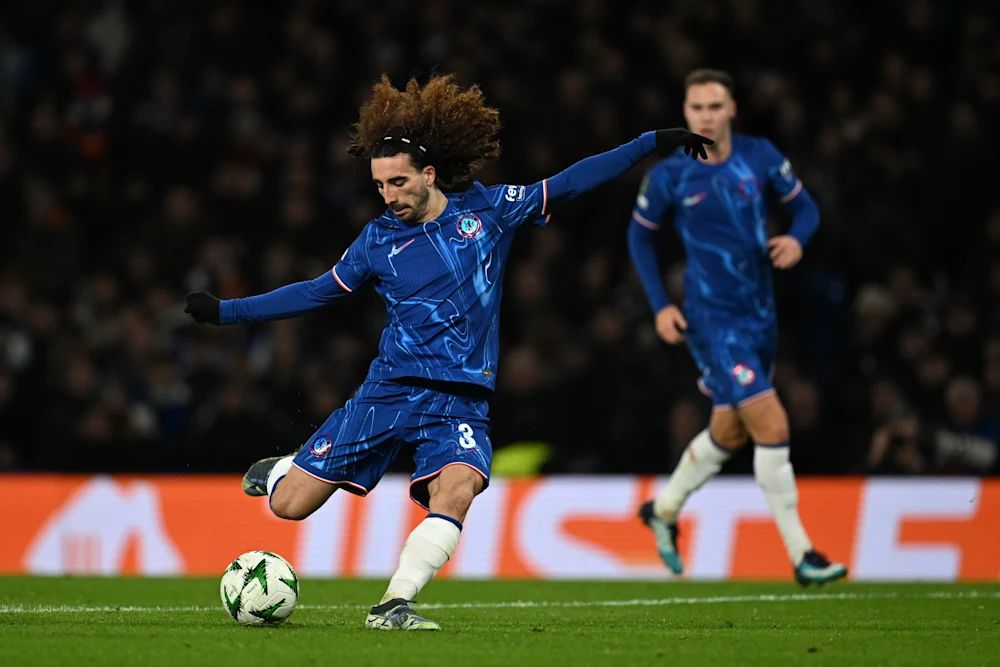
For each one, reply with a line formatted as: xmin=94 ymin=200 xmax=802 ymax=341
xmin=332 ymin=181 xmax=549 ymax=390
xmin=632 ymin=134 xmax=803 ymax=321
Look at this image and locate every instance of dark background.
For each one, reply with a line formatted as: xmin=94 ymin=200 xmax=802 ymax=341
xmin=0 ymin=0 xmax=997 ymax=476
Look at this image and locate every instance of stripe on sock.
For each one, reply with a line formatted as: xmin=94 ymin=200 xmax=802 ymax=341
xmin=427 ymin=513 xmax=463 ymax=531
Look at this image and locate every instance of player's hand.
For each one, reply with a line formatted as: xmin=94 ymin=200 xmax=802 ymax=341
xmin=767 ymin=235 xmax=803 ymax=269
xmin=655 ymin=128 xmax=713 ymax=160
xmin=654 ymin=304 xmax=688 ymax=344
xmin=184 ymin=291 xmax=221 ymax=324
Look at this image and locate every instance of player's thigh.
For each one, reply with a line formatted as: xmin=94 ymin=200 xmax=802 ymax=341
xmin=293 ymin=381 xmax=411 ymax=498
xmin=270 ymin=465 xmax=337 ymax=520
xmin=736 ymin=392 xmax=790 ymax=444
xmin=409 ymin=396 xmax=492 ymax=513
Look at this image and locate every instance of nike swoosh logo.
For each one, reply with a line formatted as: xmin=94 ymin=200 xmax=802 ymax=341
xmin=389 ymin=239 xmax=415 ymax=257
xmin=682 ymin=192 xmax=708 ymax=207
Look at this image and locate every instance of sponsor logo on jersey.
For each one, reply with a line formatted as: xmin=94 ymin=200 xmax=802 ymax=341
xmin=310 ymin=436 xmax=333 ymax=457
xmin=504 ymin=185 xmax=526 ymax=202
xmin=457 ymin=213 xmax=483 ymax=239
xmin=681 ymin=191 xmax=708 ymax=207
xmin=732 ymin=363 xmax=756 ymax=386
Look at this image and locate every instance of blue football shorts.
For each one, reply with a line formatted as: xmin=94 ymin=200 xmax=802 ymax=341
xmin=292 ymin=378 xmax=492 ymax=509
xmin=685 ymin=316 xmax=778 ymax=408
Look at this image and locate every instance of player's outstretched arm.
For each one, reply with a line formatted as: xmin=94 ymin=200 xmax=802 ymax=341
xmin=543 ymin=130 xmax=711 ymax=211
xmin=184 ymin=270 xmax=350 ymax=326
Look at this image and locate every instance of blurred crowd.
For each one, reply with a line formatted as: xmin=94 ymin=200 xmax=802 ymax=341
xmin=0 ymin=0 xmax=997 ymax=475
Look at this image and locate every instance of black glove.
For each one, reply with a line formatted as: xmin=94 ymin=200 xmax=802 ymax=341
xmin=655 ymin=128 xmax=713 ymax=160
xmin=184 ymin=291 xmax=221 ymax=325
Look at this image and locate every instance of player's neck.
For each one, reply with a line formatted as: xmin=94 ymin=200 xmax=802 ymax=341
xmin=415 ymin=188 xmax=449 ymax=223
xmin=704 ymin=138 xmax=733 ymax=164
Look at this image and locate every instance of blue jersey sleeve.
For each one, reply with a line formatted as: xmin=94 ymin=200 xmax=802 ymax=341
xmin=627 ymin=166 xmax=674 ymax=313
xmin=219 ymin=269 xmax=350 ymax=324
xmin=485 ymin=133 xmax=659 ymax=230
xmin=331 ymin=226 xmax=376 ymax=292
xmin=631 ymin=165 xmax=674 ymax=230
xmin=219 ymin=227 xmax=376 ymax=324
xmin=760 ymin=139 xmax=801 ymax=201
xmin=759 ymin=139 xmax=820 ymax=247
xmin=545 ymin=132 xmax=657 ymax=212
xmin=483 ymin=182 xmax=548 ymax=229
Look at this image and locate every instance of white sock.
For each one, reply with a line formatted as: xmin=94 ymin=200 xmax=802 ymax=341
xmin=653 ymin=429 xmax=731 ymax=524
xmin=754 ymin=445 xmax=812 ymax=564
xmin=267 ymin=456 xmax=294 ymax=496
xmin=381 ymin=515 xmax=461 ymax=603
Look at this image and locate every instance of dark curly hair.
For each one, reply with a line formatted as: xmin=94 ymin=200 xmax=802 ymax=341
xmin=347 ymin=74 xmax=501 ymax=190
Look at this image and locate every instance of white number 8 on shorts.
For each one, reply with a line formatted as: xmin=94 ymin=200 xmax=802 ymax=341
xmin=457 ymin=423 xmax=477 ymax=449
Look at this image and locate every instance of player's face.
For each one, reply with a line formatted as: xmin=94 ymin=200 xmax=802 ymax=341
xmin=683 ymin=82 xmax=736 ymax=144
xmin=371 ymin=154 xmax=435 ymax=222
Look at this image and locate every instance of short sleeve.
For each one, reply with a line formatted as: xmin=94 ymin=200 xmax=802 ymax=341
xmin=483 ymin=182 xmax=549 ymax=229
xmin=331 ymin=226 xmax=375 ymax=292
xmin=760 ymin=139 xmax=803 ymax=203
xmin=632 ymin=165 xmax=673 ymax=230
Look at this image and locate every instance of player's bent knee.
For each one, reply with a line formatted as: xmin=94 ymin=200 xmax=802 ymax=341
xmin=710 ymin=413 xmax=749 ymax=449
xmin=712 ymin=428 xmax=749 ymax=449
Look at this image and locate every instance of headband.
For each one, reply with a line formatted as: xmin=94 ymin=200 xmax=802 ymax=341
xmin=380 ymin=136 xmax=427 ymax=153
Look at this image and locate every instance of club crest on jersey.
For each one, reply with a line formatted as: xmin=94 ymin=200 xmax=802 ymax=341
xmin=732 ymin=363 xmax=756 ymax=386
xmin=310 ymin=436 xmax=333 ymax=457
xmin=737 ymin=178 xmax=760 ymax=199
xmin=457 ymin=213 xmax=483 ymax=239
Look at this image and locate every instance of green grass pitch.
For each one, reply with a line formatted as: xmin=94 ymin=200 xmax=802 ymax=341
xmin=1 ymin=577 xmax=997 ymax=666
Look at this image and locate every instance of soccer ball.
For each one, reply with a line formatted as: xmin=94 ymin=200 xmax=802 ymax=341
xmin=220 ymin=550 xmax=299 ymax=625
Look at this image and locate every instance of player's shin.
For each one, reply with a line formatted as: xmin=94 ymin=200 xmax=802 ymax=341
xmin=381 ymin=514 xmax=461 ymax=603
xmin=653 ymin=429 xmax=731 ymax=523
xmin=753 ymin=444 xmax=812 ymax=564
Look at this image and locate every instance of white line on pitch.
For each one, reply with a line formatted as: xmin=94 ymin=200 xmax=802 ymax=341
xmin=1 ymin=590 xmax=997 ymax=614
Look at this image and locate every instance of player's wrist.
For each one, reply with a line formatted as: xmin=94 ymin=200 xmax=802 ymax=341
xmin=786 ymin=232 xmax=807 ymax=250
xmin=655 ymin=303 xmax=673 ymax=315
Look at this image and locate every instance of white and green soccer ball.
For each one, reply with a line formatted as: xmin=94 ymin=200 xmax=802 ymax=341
xmin=220 ymin=550 xmax=299 ymax=626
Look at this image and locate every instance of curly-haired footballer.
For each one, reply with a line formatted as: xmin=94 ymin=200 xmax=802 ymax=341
xmin=184 ymin=74 xmax=710 ymax=631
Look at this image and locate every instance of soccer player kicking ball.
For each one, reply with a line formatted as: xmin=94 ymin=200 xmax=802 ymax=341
xmin=628 ymin=68 xmax=847 ymax=585
xmin=184 ymin=73 xmax=712 ymax=630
